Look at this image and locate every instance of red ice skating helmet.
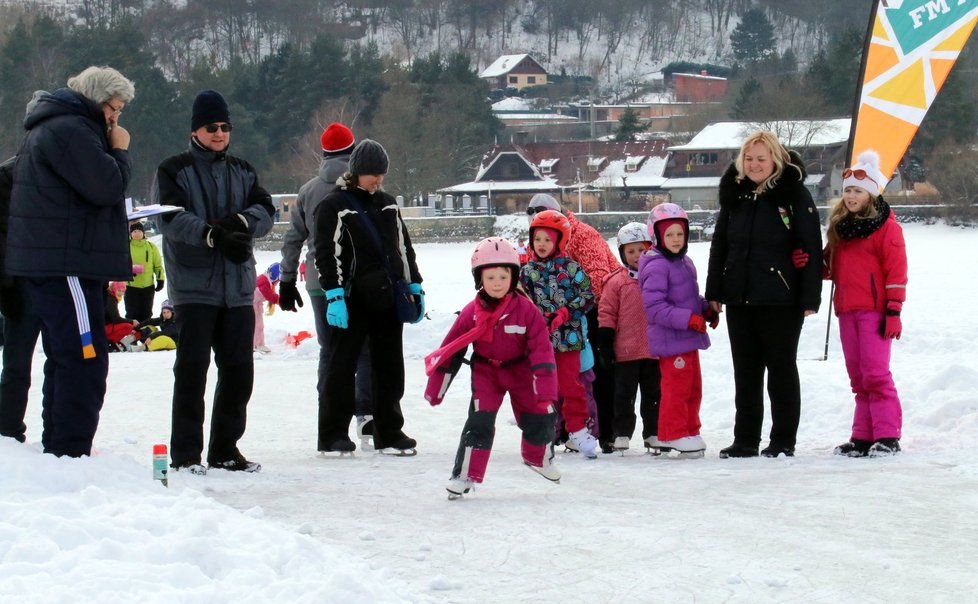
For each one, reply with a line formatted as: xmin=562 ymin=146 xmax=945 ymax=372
xmin=471 ymin=237 xmax=520 ymax=289
xmin=528 ymin=209 xmax=571 ymax=254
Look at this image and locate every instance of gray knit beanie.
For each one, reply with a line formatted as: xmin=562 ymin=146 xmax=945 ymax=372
xmin=348 ymin=139 xmax=389 ymax=176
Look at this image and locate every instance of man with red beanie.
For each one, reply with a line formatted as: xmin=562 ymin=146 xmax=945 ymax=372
xmin=277 ymin=123 xmax=376 ymax=448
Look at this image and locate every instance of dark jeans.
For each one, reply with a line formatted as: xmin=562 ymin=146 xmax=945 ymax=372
xmin=586 ymin=307 xmax=614 ymax=442
xmin=124 ymin=285 xmax=155 ymax=322
xmin=319 ymin=304 xmax=406 ymax=449
xmin=725 ymin=304 xmax=804 ymax=448
xmin=170 ymin=304 xmax=255 ymax=466
xmin=0 ymin=289 xmax=46 ymax=445
xmin=612 ymin=358 xmax=661 ymax=439
xmin=311 ymin=293 xmax=372 ymax=416
xmin=25 ymin=276 xmax=108 ymax=457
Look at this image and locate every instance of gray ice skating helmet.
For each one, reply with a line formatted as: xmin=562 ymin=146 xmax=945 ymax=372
xmin=526 ymin=193 xmax=561 ymax=214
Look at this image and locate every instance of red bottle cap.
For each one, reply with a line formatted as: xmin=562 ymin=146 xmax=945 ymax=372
xmin=153 ymin=444 xmax=168 ymax=454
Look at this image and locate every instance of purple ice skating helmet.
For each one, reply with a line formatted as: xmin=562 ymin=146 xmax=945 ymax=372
xmin=471 ymin=237 xmax=520 ymax=289
xmin=616 ymin=222 xmax=653 ymax=264
xmin=647 ymin=202 xmax=690 ymax=254
xmin=267 ymin=262 xmax=281 ymax=282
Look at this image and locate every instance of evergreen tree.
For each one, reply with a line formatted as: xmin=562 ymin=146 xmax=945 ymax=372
xmin=614 ymin=107 xmax=645 ymax=141
xmin=730 ymin=8 xmax=776 ymax=65
xmin=730 ymin=77 xmax=763 ymax=119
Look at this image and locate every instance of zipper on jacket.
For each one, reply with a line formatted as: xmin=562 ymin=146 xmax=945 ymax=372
xmin=870 ymin=272 xmax=877 ymax=307
xmin=773 ymin=267 xmax=790 ymax=291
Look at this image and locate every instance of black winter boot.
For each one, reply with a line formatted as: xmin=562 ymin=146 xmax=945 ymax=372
xmin=868 ymin=438 xmax=901 ymax=457
xmin=833 ymin=438 xmax=873 ymax=458
xmin=719 ymin=442 xmax=759 ymax=458
xmin=761 ymin=443 xmax=795 ymax=458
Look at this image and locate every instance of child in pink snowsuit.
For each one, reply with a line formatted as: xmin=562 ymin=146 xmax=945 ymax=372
xmin=826 ymin=151 xmax=907 ymax=457
xmin=425 ymin=237 xmax=560 ymax=498
xmin=253 ymin=262 xmax=280 ymax=351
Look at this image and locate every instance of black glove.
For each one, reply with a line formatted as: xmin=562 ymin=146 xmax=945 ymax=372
xmin=210 ymin=227 xmax=252 ymax=264
xmin=594 ymin=326 xmax=616 ymax=369
xmin=0 ymin=276 xmax=24 ymax=321
xmin=155 ymin=279 xmax=165 ymax=292
xmin=218 ymin=214 xmax=249 ymax=234
xmin=278 ymin=280 xmax=303 ymax=311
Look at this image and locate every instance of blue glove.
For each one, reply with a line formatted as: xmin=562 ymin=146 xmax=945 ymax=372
xmin=324 ymin=287 xmax=348 ymax=329
xmin=409 ymin=283 xmax=425 ymax=324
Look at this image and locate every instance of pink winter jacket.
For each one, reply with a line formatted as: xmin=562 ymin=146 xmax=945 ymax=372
xmin=566 ymin=211 xmax=620 ymax=303
xmin=430 ymin=293 xmax=558 ymax=405
xmin=598 ymin=267 xmax=653 ymax=362
xmin=829 ymin=212 xmax=907 ymax=314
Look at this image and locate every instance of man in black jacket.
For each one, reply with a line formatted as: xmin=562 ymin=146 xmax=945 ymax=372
xmin=7 ymin=69 xmax=134 ymax=457
xmin=154 ymin=89 xmax=274 ymax=474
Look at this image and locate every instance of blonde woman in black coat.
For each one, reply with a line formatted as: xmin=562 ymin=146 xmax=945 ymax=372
xmin=706 ymin=131 xmax=823 ymax=459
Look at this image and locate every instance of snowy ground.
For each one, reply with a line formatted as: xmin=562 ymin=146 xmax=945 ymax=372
xmin=3 ymin=223 xmax=978 ymax=603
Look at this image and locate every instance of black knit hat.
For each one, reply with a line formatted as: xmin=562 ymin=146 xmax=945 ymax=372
xmin=348 ymin=139 xmax=389 ymax=176
xmin=191 ymin=89 xmax=230 ymax=132
xmin=130 ymin=221 xmax=144 ymax=233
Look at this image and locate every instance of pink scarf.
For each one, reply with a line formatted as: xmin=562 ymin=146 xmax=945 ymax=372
xmin=424 ymin=293 xmax=513 ymax=376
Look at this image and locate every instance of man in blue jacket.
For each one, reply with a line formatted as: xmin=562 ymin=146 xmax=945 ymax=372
xmin=154 ymin=89 xmax=274 ymax=474
xmin=6 ymin=68 xmax=134 ymax=458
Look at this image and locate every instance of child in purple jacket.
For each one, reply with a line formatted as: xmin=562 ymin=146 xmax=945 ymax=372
xmin=425 ymin=237 xmax=560 ymax=499
xmin=638 ymin=203 xmax=717 ymax=458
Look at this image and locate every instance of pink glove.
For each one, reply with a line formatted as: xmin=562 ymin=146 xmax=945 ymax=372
xmin=132 ymin=264 xmax=145 ymax=275
xmin=548 ymin=307 xmax=571 ymax=333
xmin=791 ymin=248 xmax=809 ymax=269
xmin=688 ymin=314 xmax=707 ymax=333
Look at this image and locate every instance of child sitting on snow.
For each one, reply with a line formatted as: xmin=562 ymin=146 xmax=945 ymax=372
xmin=104 ymin=281 xmax=140 ymax=352
xmin=425 ymin=237 xmax=560 ymax=499
xmin=134 ymin=299 xmax=179 ymax=351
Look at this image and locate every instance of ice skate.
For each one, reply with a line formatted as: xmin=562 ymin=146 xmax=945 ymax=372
xmin=318 ymin=439 xmax=356 ymax=458
xmin=378 ymin=435 xmax=417 ymax=457
xmin=567 ymin=428 xmax=598 ymax=459
xmin=356 ymin=415 xmax=375 ymax=451
xmin=524 ymin=448 xmax=561 ymax=483
xmin=644 ymin=435 xmax=664 ymax=456
xmin=255 ymin=344 xmax=271 ymax=354
xmin=446 ymin=477 xmax=473 ymax=500
xmin=656 ymin=435 xmax=706 ymax=459
xmin=612 ymin=436 xmax=630 ymax=456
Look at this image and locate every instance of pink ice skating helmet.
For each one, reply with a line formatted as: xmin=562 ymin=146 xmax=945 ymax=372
xmin=647 ymin=202 xmax=690 ymax=254
xmin=471 ymin=237 xmax=520 ymax=289
xmin=616 ymin=222 xmax=653 ymax=264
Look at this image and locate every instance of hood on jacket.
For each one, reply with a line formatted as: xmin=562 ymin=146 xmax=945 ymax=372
xmin=23 ymin=88 xmax=102 ymax=131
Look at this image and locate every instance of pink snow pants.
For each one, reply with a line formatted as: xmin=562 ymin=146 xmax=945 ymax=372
xmin=252 ymin=292 xmax=267 ymax=348
xmin=839 ymin=311 xmax=902 ymax=440
xmin=555 ymin=350 xmax=588 ymax=433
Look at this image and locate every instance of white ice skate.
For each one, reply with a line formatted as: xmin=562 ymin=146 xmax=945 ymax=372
xmin=356 ymin=415 xmax=374 ymax=451
xmin=446 ymin=477 xmax=474 ymax=500
xmin=613 ymin=436 xmax=630 ymax=456
xmin=655 ymin=435 xmax=706 ymax=459
xmin=524 ymin=451 xmax=562 ymax=483
xmin=568 ymin=428 xmax=598 ymax=459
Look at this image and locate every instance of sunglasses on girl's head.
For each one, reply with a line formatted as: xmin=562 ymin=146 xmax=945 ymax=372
xmin=526 ymin=206 xmax=543 ymax=215
xmin=842 ymin=168 xmax=867 ymax=179
xmin=204 ymin=123 xmax=232 ymax=133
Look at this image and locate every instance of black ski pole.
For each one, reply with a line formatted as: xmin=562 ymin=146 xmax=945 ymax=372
xmin=822 ymin=282 xmax=835 ymax=361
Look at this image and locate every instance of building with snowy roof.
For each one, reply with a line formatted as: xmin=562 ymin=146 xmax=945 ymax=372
xmin=479 ymin=54 xmax=549 ymax=90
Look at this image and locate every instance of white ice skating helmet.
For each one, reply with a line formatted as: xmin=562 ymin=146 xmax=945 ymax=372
xmin=616 ymin=222 xmax=653 ymax=264
xmin=471 ymin=237 xmax=520 ymax=289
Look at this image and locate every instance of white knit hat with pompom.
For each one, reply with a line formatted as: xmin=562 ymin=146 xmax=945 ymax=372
xmin=843 ymin=150 xmax=888 ymax=195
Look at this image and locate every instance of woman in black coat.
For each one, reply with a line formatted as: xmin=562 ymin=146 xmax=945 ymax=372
xmin=705 ymin=131 xmax=823 ymax=458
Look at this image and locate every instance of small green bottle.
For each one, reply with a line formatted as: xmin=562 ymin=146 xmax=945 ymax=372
xmin=153 ymin=443 xmax=169 ymax=487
